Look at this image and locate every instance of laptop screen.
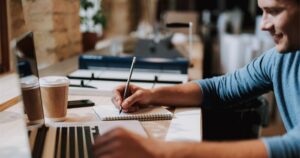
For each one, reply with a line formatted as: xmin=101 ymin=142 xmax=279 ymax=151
xmin=14 ymin=32 xmax=45 ymax=126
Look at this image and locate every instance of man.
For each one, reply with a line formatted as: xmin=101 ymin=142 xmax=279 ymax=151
xmin=93 ymin=0 xmax=300 ymax=157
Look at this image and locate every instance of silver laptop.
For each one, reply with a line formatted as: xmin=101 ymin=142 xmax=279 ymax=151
xmin=12 ymin=32 xmax=147 ymax=158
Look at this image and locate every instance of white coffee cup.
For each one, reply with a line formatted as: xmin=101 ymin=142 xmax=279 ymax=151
xmin=39 ymin=76 xmax=69 ymax=122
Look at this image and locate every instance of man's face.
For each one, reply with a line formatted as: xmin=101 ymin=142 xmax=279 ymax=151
xmin=258 ymin=0 xmax=300 ymax=52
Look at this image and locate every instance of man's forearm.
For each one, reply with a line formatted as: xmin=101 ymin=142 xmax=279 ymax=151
xmin=163 ymin=139 xmax=268 ymax=158
xmin=150 ymin=82 xmax=203 ymax=107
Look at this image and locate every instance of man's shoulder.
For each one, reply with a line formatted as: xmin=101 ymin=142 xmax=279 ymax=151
xmin=262 ymin=48 xmax=300 ymax=58
xmin=262 ymin=47 xmax=278 ymax=57
xmin=256 ymin=47 xmax=283 ymax=66
xmin=252 ymin=47 xmax=278 ymax=65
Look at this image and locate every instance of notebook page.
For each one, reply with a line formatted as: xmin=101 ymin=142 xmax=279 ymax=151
xmin=93 ymin=105 xmax=173 ymax=121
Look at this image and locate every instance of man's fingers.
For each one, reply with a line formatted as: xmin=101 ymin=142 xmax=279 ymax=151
xmin=129 ymin=84 xmax=139 ymax=92
xmin=126 ymin=105 xmax=139 ymax=113
xmin=113 ymin=84 xmax=127 ymax=102
xmin=93 ymin=133 xmax=115 ymax=149
xmin=94 ymin=128 xmax=127 ymax=147
xmin=121 ymin=90 xmax=143 ymax=109
xmin=93 ymin=128 xmax=129 ymax=156
xmin=93 ymin=141 xmax=118 ymax=158
xmin=113 ymin=84 xmax=146 ymax=112
xmin=113 ymin=84 xmax=137 ymax=106
xmin=111 ymin=97 xmax=121 ymax=110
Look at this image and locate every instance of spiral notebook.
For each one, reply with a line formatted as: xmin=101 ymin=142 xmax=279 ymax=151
xmin=93 ymin=105 xmax=173 ymax=121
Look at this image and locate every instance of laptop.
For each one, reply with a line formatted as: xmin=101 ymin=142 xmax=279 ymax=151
xmin=12 ymin=32 xmax=147 ymax=158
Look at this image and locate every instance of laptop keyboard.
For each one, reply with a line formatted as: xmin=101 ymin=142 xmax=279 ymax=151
xmin=28 ymin=125 xmax=100 ymax=158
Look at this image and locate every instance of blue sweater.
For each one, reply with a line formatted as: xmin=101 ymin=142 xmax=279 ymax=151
xmin=196 ymin=48 xmax=300 ymax=158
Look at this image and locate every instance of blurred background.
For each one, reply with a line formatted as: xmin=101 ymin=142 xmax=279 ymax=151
xmin=1 ymin=0 xmax=284 ymax=137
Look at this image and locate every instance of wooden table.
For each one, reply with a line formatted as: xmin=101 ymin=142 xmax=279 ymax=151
xmin=0 ymin=36 xmax=203 ymax=154
xmin=0 ymin=73 xmax=21 ymax=111
xmin=0 ymin=73 xmax=31 ymax=158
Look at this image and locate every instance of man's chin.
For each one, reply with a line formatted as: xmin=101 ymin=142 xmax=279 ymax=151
xmin=275 ymin=44 xmax=299 ymax=53
xmin=275 ymin=44 xmax=287 ymax=53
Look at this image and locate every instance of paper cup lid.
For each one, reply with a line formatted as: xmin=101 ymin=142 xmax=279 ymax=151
xmin=21 ymin=75 xmax=39 ymax=89
xmin=39 ymin=76 xmax=69 ymax=87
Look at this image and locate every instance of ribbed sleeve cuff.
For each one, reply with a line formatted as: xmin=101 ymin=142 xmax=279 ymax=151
xmin=192 ymin=80 xmax=213 ymax=108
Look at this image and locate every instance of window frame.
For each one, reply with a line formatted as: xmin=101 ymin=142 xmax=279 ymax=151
xmin=0 ymin=0 xmax=10 ymax=73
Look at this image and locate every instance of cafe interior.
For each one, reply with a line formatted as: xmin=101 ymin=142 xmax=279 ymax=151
xmin=0 ymin=0 xmax=286 ymax=157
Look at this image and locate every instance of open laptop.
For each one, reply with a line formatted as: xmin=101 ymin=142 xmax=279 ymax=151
xmin=13 ymin=32 xmax=147 ymax=158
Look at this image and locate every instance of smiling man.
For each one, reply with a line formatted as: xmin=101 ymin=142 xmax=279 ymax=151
xmin=93 ymin=0 xmax=300 ymax=157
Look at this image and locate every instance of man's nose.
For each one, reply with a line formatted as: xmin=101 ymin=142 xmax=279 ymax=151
xmin=260 ymin=15 xmax=273 ymax=31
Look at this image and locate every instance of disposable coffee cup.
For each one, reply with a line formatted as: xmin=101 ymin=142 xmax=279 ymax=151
xmin=21 ymin=75 xmax=44 ymax=125
xmin=39 ymin=76 xmax=69 ymax=122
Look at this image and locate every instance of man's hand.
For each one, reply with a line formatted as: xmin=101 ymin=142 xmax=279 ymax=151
xmin=112 ymin=82 xmax=203 ymax=112
xmin=93 ymin=128 xmax=165 ymax=158
xmin=93 ymin=127 xmax=269 ymax=158
xmin=113 ymin=84 xmax=153 ymax=112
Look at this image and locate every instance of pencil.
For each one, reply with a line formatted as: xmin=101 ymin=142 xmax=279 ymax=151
xmin=119 ymin=56 xmax=136 ymax=114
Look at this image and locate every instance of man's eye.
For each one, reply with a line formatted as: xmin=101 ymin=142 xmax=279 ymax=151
xmin=267 ymin=9 xmax=281 ymax=15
